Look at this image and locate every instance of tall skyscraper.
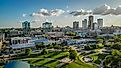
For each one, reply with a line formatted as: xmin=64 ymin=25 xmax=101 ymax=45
xmin=88 ymin=15 xmax=94 ymax=30
xmin=92 ymin=22 xmax=98 ymax=30
xmin=42 ymin=22 xmax=52 ymax=28
xmin=73 ymin=21 xmax=79 ymax=29
xmin=42 ymin=22 xmax=53 ymax=32
xmin=97 ymin=19 xmax=103 ymax=29
xmin=82 ymin=19 xmax=87 ymax=29
xmin=22 ymin=21 xmax=30 ymax=34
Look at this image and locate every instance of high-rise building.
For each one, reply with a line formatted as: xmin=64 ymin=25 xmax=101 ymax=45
xmin=73 ymin=21 xmax=79 ymax=29
xmin=97 ymin=19 xmax=103 ymax=29
xmin=92 ymin=22 xmax=98 ymax=30
xmin=0 ymin=33 xmax=5 ymax=49
xmin=22 ymin=21 xmax=30 ymax=34
xmin=88 ymin=15 xmax=94 ymax=30
xmin=42 ymin=22 xmax=53 ymax=32
xmin=82 ymin=19 xmax=87 ymax=29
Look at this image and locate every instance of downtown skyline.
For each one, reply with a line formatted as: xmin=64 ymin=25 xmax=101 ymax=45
xmin=0 ymin=0 xmax=121 ymax=28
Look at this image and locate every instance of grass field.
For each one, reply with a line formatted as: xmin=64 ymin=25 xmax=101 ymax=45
xmin=20 ymin=51 xmax=97 ymax=68
xmin=62 ymin=60 xmax=97 ymax=68
xmin=21 ymin=51 xmax=69 ymax=67
xmin=0 ymin=51 xmax=97 ymax=68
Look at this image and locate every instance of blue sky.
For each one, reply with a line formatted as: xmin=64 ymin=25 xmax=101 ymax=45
xmin=0 ymin=0 xmax=121 ymax=28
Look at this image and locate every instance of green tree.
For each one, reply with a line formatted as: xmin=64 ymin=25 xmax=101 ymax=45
xmin=66 ymin=32 xmax=76 ymax=36
xmin=48 ymin=44 xmax=53 ymax=49
xmin=84 ymin=45 xmax=91 ymax=50
xmin=103 ymin=50 xmax=121 ymax=68
xmin=97 ymin=44 xmax=104 ymax=48
xmin=41 ymin=48 xmax=48 ymax=55
xmin=25 ymin=48 xmax=32 ymax=56
xmin=69 ymin=49 xmax=78 ymax=61
xmin=36 ymin=42 xmax=44 ymax=49
xmin=55 ymin=45 xmax=60 ymax=49
xmin=108 ymin=39 xmax=114 ymax=44
xmin=97 ymin=39 xmax=103 ymax=43
xmin=113 ymin=35 xmax=121 ymax=43
xmin=111 ymin=42 xmax=121 ymax=50
xmin=112 ymin=49 xmax=121 ymax=57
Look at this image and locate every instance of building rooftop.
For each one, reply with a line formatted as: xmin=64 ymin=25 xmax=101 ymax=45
xmin=11 ymin=37 xmax=32 ymax=40
xmin=10 ymin=43 xmax=35 ymax=49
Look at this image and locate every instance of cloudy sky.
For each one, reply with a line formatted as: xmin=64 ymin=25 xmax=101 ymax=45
xmin=0 ymin=0 xmax=121 ymax=28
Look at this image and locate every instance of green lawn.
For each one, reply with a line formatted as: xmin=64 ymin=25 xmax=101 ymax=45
xmin=20 ymin=51 xmax=97 ymax=68
xmin=20 ymin=51 xmax=69 ymax=67
xmin=32 ymin=52 xmax=68 ymax=66
xmin=51 ymin=52 xmax=69 ymax=59
xmin=44 ymin=61 xmax=60 ymax=67
xmin=31 ymin=52 xmax=67 ymax=67
xmin=32 ymin=59 xmax=54 ymax=66
xmin=62 ymin=60 xmax=97 ymax=68
xmin=0 ymin=51 xmax=97 ymax=68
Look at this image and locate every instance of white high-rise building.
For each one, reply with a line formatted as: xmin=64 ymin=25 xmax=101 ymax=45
xmin=97 ymin=19 xmax=103 ymax=29
xmin=82 ymin=19 xmax=87 ymax=29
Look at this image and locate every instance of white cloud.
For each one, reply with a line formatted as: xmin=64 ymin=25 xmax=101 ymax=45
xmin=93 ymin=4 xmax=121 ymax=15
xmin=66 ymin=10 xmax=70 ymax=13
xmin=102 ymin=8 xmax=116 ymax=15
xmin=70 ymin=9 xmax=92 ymax=16
xmin=70 ymin=4 xmax=121 ymax=16
xmin=22 ymin=14 xmax=27 ymax=17
xmin=31 ymin=8 xmax=65 ymax=17
xmin=51 ymin=9 xmax=65 ymax=16
xmin=93 ymin=4 xmax=110 ymax=15
xmin=115 ymin=5 xmax=121 ymax=15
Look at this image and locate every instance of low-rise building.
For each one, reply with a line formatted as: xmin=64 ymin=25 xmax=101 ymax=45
xmin=61 ymin=26 xmax=73 ymax=32
xmin=46 ymin=32 xmax=64 ymax=37
xmin=76 ymin=31 xmax=88 ymax=37
xmin=113 ymin=29 xmax=121 ymax=35
xmin=11 ymin=37 xmax=32 ymax=44
xmin=9 ymin=29 xmax=23 ymax=37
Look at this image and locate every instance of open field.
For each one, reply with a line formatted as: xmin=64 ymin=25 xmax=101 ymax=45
xmin=19 ymin=51 xmax=97 ymax=68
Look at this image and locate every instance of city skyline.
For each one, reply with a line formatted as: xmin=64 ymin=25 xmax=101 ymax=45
xmin=0 ymin=0 xmax=121 ymax=28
